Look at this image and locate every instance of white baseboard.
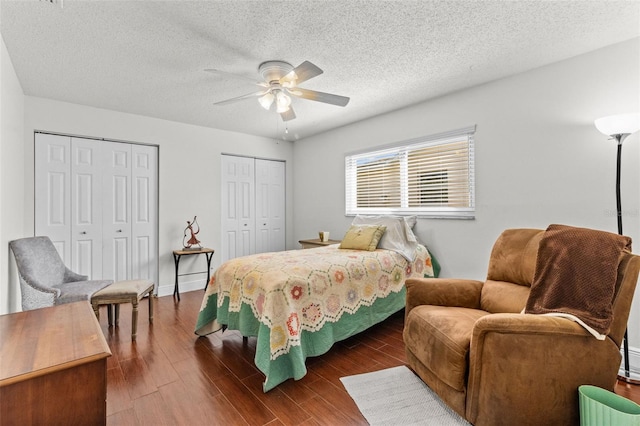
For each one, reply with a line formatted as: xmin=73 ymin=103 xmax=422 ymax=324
xmin=157 ymin=278 xmax=206 ymax=298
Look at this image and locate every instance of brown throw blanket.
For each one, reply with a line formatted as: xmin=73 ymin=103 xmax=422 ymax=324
xmin=525 ymin=224 xmax=632 ymax=338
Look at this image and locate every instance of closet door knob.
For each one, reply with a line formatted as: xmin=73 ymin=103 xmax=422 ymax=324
xmin=80 ymin=231 xmax=87 ymax=235
xmin=116 ymin=229 xmax=123 ymax=233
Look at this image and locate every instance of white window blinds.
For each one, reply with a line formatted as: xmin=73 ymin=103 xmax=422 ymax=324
xmin=345 ymin=126 xmax=475 ymax=219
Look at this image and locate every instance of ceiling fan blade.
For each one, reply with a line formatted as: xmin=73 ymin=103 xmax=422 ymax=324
xmin=280 ymin=106 xmax=296 ymax=122
xmin=205 ymin=68 xmax=268 ymax=87
xmin=288 ymin=87 xmax=350 ymax=107
xmin=214 ymin=90 xmax=267 ymax=106
xmin=280 ymin=61 xmax=323 ymax=87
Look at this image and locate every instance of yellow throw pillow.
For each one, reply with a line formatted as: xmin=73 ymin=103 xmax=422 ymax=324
xmin=339 ymin=225 xmax=387 ymax=251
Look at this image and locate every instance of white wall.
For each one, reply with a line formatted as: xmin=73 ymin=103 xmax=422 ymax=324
xmin=0 ymin=36 xmax=26 ymax=314
xmin=293 ymin=39 xmax=640 ymax=337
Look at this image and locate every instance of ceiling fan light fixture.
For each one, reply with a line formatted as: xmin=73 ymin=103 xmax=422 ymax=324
xmin=209 ymin=60 xmax=349 ymax=123
xmin=276 ymin=91 xmax=292 ymax=112
xmin=258 ymin=92 xmax=274 ymax=110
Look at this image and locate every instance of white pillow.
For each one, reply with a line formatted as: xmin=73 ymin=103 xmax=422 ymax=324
xmin=351 ymin=215 xmax=419 ymax=261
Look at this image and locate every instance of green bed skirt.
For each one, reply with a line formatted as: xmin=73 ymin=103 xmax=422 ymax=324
xmin=195 ymin=287 xmax=407 ymax=391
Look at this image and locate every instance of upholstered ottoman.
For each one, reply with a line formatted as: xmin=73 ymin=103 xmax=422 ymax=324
xmin=91 ymin=279 xmax=155 ymax=341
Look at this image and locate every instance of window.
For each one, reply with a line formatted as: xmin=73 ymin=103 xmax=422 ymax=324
xmin=345 ymin=125 xmax=475 ymax=219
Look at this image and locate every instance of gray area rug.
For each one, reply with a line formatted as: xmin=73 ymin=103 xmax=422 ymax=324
xmin=340 ymin=366 xmax=471 ymax=425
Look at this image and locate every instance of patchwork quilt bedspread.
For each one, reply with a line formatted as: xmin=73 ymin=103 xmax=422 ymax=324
xmin=195 ymin=244 xmax=435 ymax=391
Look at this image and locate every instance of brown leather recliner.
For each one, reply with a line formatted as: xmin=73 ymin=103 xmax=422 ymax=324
xmin=403 ymin=228 xmax=640 ymax=426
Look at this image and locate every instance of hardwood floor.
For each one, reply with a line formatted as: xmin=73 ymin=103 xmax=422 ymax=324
xmin=102 ymin=290 xmax=640 ymax=425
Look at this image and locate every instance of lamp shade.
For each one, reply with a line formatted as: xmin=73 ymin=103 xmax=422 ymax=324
xmin=275 ymin=91 xmax=291 ymax=113
xmin=595 ymin=113 xmax=640 ymax=137
xmin=258 ymin=93 xmax=274 ymax=110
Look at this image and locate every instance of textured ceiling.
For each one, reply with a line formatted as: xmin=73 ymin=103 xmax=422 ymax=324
xmin=1 ymin=0 xmax=639 ymax=141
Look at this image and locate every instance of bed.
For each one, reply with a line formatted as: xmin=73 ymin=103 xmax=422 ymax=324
xmin=194 ymin=216 xmax=438 ymax=391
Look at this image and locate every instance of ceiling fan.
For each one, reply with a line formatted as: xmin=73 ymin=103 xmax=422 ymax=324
xmin=206 ymin=60 xmax=350 ymax=122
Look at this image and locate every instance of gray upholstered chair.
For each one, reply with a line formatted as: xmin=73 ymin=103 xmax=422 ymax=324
xmin=9 ymin=236 xmax=113 ymax=311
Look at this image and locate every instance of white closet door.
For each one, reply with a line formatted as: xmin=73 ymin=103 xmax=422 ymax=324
xmin=131 ymin=144 xmax=158 ymax=285
xmin=221 ymin=155 xmax=255 ymax=262
xmin=71 ymin=138 xmax=103 ymax=278
xmin=35 ymin=133 xmax=159 ymax=285
xmin=35 ymin=134 xmax=72 ymax=263
xmin=101 ymin=141 xmax=132 ymax=281
xmin=255 ymin=159 xmax=285 ymax=253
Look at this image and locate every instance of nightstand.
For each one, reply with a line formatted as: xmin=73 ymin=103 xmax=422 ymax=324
xmin=298 ymin=238 xmax=341 ymax=249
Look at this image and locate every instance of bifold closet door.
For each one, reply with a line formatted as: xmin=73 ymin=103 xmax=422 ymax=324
xmin=35 ymin=134 xmax=72 ymax=264
xmin=101 ymin=142 xmax=158 ymax=283
xmin=102 ymin=141 xmax=132 ymax=282
xmin=221 ymin=155 xmax=286 ymax=262
xmin=34 ymin=134 xmax=102 ymax=277
xmin=221 ymin=155 xmax=256 ymax=262
xmin=70 ymin=138 xmax=103 ymax=278
xmin=130 ymin=144 xmax=158 ymax=282
xmin=255 ymin=159 xmax=285 ymax=253
xmin=36 ymin=133 xmax=158 ymax=285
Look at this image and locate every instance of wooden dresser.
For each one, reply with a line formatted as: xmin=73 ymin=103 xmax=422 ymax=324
xmin=0 ymin=301 xmax=111 ymax=425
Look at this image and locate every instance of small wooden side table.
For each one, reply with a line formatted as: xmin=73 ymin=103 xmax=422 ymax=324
xmin=172 ymin=247 xmax=214 ymax=301
xmin=298 ymin=238 xmax=342 ymax=249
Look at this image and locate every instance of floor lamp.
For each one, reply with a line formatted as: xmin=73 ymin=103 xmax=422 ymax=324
xmin=595 ymin=112 xmax=640 ymax=383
